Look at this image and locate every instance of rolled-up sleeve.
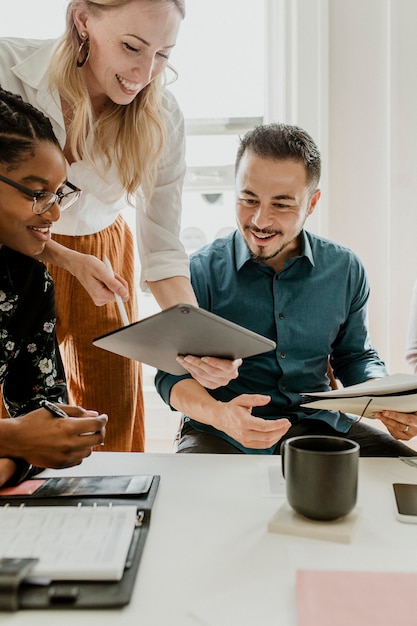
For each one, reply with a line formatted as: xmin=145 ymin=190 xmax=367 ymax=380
xmin=155 ymin=369 xmax=191 ymax=409
xmin=136 ymin=90 xmax=189 ymax=291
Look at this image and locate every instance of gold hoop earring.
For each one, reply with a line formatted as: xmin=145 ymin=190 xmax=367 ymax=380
xmin=76 ymin=31 xmax=90 ymax=68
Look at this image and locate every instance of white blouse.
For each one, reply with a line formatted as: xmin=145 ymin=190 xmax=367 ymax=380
xmin=0 ymin=37 xmax=189 ymax=288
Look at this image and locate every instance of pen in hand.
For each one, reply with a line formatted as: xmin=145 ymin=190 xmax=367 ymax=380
xmin=40 ymin=400 xmax=106 ymax=440
xmin=103 ymin=255 xmax=130 ymax=326
xmin=40 ymin=399 xmax=68 ymax=418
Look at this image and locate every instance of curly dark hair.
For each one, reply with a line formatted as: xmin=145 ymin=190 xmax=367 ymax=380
xmin=0 ymin=87 xmax=60 ymax=170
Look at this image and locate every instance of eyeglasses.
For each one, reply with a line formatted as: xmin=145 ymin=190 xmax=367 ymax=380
xmin=0 ymin=174 xmax=81 ymax=214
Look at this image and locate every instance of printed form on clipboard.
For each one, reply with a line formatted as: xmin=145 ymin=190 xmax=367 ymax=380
xmin=0 ymin=503 xmax=140 ymax=581
xmin=0 ymin=474 xmax=160 ymax=610
xmin=300 ymin=373 xmax=417 ymax=418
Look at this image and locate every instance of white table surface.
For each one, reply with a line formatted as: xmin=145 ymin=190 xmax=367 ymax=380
xmin=2 ymin=452 xmax=417 ymax=625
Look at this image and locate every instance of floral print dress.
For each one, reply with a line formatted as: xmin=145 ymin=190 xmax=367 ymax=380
xmin=0 ymin=246 xmax=67 ymax=418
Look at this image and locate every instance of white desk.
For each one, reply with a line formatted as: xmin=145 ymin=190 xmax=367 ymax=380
xmin=2 ymin=453 xmax=417 ymax=625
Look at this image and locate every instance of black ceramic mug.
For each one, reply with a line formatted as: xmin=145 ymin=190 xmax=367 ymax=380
xmin=281 ymin=435 xmax=360 ymax=521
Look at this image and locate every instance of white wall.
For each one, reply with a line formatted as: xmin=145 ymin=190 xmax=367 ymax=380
xmin=267 ymin=0 xmax=417 ymax=374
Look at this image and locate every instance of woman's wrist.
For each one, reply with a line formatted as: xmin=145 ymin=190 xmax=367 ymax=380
xmin=0 ymin=458 xmax=19 ymax=487
xmin=38 ymin=239 xmax=81 ymax=274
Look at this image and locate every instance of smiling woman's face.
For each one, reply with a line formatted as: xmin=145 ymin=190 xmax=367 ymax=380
xmin=73 ymin=0 xmax=182 ymax=109
xmin=0 ymin=141 xmax=67 ymax=257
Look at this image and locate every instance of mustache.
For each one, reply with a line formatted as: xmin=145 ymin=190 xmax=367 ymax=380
xmin=245 ymin=226 xmax=283 ymax=236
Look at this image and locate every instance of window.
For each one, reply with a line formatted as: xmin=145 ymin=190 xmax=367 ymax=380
xmin=167 ymin=1 xmax=266 ymax=255
xmin=169 ymin=0 xmax=265 ymax=122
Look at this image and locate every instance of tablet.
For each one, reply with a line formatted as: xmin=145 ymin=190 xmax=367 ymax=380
xmin=92 ymin=303 xmax=276 ymax=374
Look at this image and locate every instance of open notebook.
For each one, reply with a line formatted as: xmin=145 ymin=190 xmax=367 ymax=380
xmin=301 ymin=373 xmax=417 ymax=418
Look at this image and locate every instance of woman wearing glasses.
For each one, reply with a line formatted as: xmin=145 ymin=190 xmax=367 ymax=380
xmin=0 ymin=87 xmax=107 ymax=487
xmin=0 ymin=0 xmax=238 ymax=453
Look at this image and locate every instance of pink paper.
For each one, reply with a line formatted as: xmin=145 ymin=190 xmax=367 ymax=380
xmin=0 ymin=479 xmax=45 ymax=496
xmin=296 ymin=569 xmax=417 ymax=626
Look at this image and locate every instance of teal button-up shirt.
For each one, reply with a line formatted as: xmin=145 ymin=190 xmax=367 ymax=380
xmin=156 ymin=230 xmax=387 ymax=454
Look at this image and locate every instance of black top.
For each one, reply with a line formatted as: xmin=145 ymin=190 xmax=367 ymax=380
xmin=0 ymin=246 xmax=67 ymax=483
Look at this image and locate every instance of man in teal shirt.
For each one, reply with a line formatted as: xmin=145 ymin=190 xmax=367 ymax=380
xmin=156 ymin=123 xmax=416 ymax=456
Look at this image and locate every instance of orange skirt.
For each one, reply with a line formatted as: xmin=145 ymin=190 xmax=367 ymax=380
xmin=47 ymin=215 xmax=145 ymax=452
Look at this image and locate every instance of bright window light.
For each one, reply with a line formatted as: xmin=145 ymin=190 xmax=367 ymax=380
xmin=0 ymin=1 xmax=66 ymax=38
xmin=169 ymin=0 xmax=265 ymax=120
xmin=0 ymin=0 xmax=264 ymax=122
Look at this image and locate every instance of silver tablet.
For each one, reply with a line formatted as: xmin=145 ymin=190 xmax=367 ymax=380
xmin=93 ymin=303 xmax=276 ymax=374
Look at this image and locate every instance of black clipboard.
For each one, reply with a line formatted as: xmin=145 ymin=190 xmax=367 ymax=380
xmin=0 ymin=475 xmax=160 ymax=611
xmin=92 ymin=303 xmax=276 ymax=375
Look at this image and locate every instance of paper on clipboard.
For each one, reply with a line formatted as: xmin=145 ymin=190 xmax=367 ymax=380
xmin=300 ymin=373 xmax=417 ymax=418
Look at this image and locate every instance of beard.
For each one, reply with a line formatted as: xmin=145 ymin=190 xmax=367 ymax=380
xmin=242 ymin=226 xmax=298 ymax=263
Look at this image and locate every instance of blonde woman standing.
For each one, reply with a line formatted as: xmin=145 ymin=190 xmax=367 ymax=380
xmin=0 ymin=0 xmax=238 ymax=452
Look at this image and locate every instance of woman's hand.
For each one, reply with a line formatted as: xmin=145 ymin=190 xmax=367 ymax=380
xmin=7 ymin=405 xmax=108 ymax=469
xmin=38 ymin=240 xmax=129 ymax=306
xmin=68 ymin=252 xmax=129 ymax=306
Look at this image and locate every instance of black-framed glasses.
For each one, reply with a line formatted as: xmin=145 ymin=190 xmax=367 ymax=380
xmin=0 ymin=174 xmax=81 ymax=214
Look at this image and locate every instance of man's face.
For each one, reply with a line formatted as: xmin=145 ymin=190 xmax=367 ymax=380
xmin=235 ymin=150 xmax=320 ymax=272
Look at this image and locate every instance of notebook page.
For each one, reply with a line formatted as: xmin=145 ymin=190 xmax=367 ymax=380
xmin=0 ymin=504 xmax=138 ymax=581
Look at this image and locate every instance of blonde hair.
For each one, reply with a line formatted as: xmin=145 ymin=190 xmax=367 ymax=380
xmin=49 ymin=0 xmax=185 ymax=199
